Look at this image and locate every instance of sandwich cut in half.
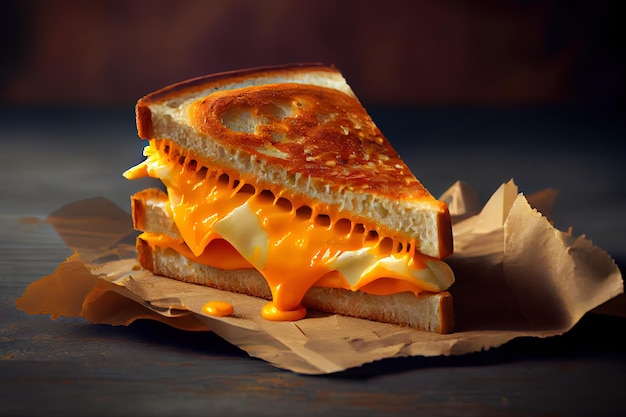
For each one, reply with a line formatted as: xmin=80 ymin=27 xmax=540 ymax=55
xmin=123 ymin=63 xmax=456 ymax=333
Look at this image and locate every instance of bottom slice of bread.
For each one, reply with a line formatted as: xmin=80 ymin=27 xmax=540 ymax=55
xmin=137 ymin=237 xmax=455 ymax=333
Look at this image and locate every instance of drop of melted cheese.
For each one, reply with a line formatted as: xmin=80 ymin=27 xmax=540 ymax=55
xmin=202 ymin=301 xmax=234 ymax=317
xmin=124 ymin=140 xmax=455 ymax=320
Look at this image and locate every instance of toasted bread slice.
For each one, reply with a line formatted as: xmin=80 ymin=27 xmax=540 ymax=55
xmin=132 ymin=189 xmax=455 ymax=333
xmin=133 ymin=64 xmax=452 ymax=259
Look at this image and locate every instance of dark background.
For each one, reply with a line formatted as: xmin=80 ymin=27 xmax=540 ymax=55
xmin=1 ymin=0 xmax=624 ymax=108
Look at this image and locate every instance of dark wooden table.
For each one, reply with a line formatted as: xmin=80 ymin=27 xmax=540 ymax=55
xmin=2 ymin=105 xmax=625 ymax=416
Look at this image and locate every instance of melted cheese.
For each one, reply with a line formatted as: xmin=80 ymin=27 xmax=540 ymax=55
xmin=124 ymin=140 xmax=455 ymax=320
xmin=138 ymin=232 xmax=252 ymax=270
xmin=202 ymin=301 xmax=234 ymax=317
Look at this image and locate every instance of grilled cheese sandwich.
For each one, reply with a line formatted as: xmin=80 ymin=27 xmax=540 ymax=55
xmin=124 ymin=63 xmax=456 ymax=332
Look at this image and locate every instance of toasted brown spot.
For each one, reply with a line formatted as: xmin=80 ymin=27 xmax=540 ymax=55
xmin=189 ymin=84 xmax=431 ymax=200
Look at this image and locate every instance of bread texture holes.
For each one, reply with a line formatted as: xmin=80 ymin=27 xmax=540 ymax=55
xmin=334 ymin=218 xmax=352 ymax=235
xmin=315 ymin=214 xmax=331 ymax=227
xmin=196 ymin=166 xmax=208 ymax=178
xmin=378 ymin=237 xmax=394 ymax=254
xmin=217 ymin=173 xmax=230 ymax=188
xmin=237 ymin=183 xmax=256 ymax=196
xmin=186 ymin=158 xmax=198 ymax=172
xmin=206 ymin=168 xmax=218 ymax=181
xmin=258 ymin=189 xmax=275 ymax=204
xmin=365 ymin=230 xmax=379 ymax=243
xmin=352 ymin=223 xmax=365 ymax=234
xmin=275 ymin=197 xmax=292 ymax=212
xmin=295 ymin=205 xmax=312 ymax=221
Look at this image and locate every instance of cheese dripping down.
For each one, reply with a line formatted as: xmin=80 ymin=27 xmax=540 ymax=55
xmin=124 ymin=139 xmax=455 ymax=321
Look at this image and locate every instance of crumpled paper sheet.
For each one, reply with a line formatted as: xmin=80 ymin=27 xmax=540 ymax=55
xmin=16 ymin=179 xmax=624 ymax=374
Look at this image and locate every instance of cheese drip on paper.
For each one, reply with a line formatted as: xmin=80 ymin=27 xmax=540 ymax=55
xmin=124 ymin=140 xmax=454 ymax=321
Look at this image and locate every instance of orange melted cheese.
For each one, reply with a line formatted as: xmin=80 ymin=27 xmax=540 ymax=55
xmin=124 ymin=140 xmax=454 ymax=321
xmin=202 ymin=301 xmax=234 ymax=317
xmin=139 ymin=232 xmax=253 ymax=270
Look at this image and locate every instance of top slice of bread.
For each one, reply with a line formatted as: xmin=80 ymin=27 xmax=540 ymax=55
xmin=135 ymin=63 xmax=452 ymax=259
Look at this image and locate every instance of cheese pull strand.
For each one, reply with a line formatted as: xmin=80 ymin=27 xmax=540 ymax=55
xmin=124 ymin=140 xmax=455 ymax=320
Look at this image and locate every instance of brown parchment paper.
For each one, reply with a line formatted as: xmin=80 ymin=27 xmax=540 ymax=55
xmin=16 ymin=179 xmax=624 ymax=374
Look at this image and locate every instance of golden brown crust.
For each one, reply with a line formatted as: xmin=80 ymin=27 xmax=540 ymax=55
xmin=135 ymin=104 xmax=154 ymax=140
xmin=189 ymin=83 xmax=435 ymax=202
xmin=137 ymin=63 xmax=333 ymax=139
